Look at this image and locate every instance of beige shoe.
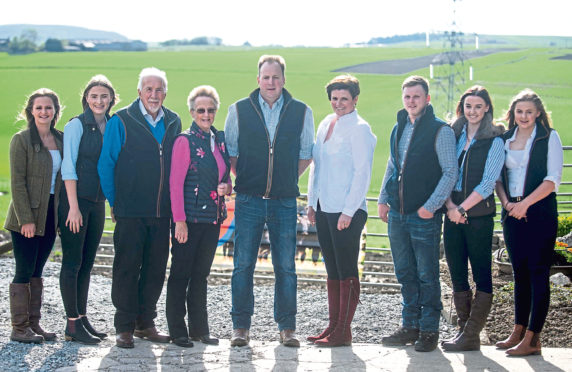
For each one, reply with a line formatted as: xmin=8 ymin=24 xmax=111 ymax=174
xmin=280 ymin=329 xmax=300 ymax=347
xmin=230 ymin=328 xmax=250 ymax=347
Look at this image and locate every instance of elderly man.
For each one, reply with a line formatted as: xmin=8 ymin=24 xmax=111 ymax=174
xmin=224 ymin=55 xmax=314 ymax=347
xmin=98 ymin=67 xmax=181 ymax=348
xmin=377 ymin=76 xmax=457 ymax=352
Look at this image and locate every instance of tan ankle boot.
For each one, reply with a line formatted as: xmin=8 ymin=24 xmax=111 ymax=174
xmin=506 ymin=330 xmax=541 ymax=356
xmin=496 ymin=324 xmax=525 ymax=349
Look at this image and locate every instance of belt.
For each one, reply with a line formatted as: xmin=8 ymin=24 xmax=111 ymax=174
xmin=509 ymin=196 xmax=523 ymax=202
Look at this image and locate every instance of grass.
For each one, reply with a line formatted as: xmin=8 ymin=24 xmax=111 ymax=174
xmin=0 ymin=46 xmax=571 ymax=235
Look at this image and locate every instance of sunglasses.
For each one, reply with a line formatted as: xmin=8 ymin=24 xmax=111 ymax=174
xmin=194 ymin=108 xmax=216 ymax=114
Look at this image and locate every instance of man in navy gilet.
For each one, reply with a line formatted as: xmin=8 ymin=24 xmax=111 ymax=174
xmin=224 ymin=55 xmax=314 ymax=347
xmin=98 ymin=67 xmax=181 ymax=348
xmin=377 ymin=76 xmax=458 ymax=352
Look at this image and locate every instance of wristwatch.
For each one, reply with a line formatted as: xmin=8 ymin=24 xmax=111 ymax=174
xmin=457 ymin=205 xmax=468 ymax=218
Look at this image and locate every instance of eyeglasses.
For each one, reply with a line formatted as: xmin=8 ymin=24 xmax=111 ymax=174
xmin=194 ymin=108 xmax=216 ymax=114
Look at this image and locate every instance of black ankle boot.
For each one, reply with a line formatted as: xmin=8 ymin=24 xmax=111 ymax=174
xmin=65 ymin=319 xmax=101 ymax=345
xmin=81 ymin=317 xmax=107 ymax=339
xmin=382 ymin=327 xmax=420 ymax=346
xmin=414 ymin=331 xmax=439 ymax=352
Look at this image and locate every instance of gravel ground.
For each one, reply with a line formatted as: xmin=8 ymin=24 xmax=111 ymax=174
xmin=0 ymin=255 xmax=458 ymax=371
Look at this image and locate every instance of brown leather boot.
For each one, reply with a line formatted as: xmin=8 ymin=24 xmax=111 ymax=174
xmin=442 ymin=291 xmax=493 ymax=351
xmin=10 ymin=283 xmax=43 ymax=344
xmin=29 ymin=277 xmax=56 ymax=341
xmin=496 ymin=324 xmax=526 ymax=349
xmin=506 ymin=330 xmax=542 ymax=356
xmin=441 ymin=290 xmax=472 ymax=345
xmin=315 ymin=277 xmax=359 ymax=347
xmin=307 ymin=279 xmax=340 ymax=343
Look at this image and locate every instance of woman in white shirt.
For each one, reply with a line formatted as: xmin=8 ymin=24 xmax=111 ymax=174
xmin=306 ymin=75 xmax=376 ymax=347
xmin=495 ymin=89 xmax=563 ymax=356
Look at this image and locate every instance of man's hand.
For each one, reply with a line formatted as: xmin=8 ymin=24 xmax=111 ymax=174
xmin=110 ymin=207 xmax=116 ymax=223
xmin=378 ymin=203 xmax=389 ymax=223
xmin=307 ymin=206 xmax=316 ymax=225
xmin=417 ymin=206 xmax=434 ymax=219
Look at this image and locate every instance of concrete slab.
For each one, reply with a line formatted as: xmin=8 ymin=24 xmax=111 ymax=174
xmin=55 ymin=340 xmax=572 ymax=372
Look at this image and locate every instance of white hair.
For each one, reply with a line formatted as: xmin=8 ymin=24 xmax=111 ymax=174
xmin=137 ymin=67 xmax=168 ymax=92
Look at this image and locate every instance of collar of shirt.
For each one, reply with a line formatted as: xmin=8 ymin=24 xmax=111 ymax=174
xmin=505 ymin=124 xmax=537 ymax=150
xmin=258 ymin=92 xmax=284 ymax=113
xmin=138 ymin=99 xmax=164 ymax=127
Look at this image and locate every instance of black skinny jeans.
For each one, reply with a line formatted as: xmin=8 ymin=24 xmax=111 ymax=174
xmin=12 ymin=195 xmax=56 ymax=283
xmin=111 ymin=217 xmax=170 ymax=333
xmin=58 ymin=198 xmax=105 ymax=318
xmin=166 ymin=222 xmax=220 ymax=339
xmin=503 ymin=207 xmax=557 ymax=333
xmin=443 ymin=215 xmax=494 ymax=293
xmin=315 ymin=204 xmax=367 ymax=280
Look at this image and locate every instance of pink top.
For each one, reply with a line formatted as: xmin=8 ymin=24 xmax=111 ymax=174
xmin=170 ymin=135 xmax=231 ymax=222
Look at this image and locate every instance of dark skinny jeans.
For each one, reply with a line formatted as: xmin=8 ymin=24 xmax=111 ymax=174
xmin=59 ymin=198 xmax=105 ymax=318
xmin=443 ymin=215 xmax=494 ymax=294
xmin=315 ymin=203 xmax=367 ymax=280
xmin=166 ymin=222 xmax=220 ymax=339
xmin=12 ymin=195 xmax=56 ymax=283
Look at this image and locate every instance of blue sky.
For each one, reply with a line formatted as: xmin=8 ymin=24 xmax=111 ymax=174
xmin=2 ymin=0 xmax=569 ymax=46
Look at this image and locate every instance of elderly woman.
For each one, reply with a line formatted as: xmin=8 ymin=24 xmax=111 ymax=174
xmin=495 ymin=89 xmax=563 ymax=356
xmin=166 ymin=85 xmax=232 ymax=347
xmin=59 ymin=75 xmax=118 ymax=344
xmin=5 ymin=88 xmax=63 ymax=343
xmin=307 ymin=75 xmax=376 ymax=347
xmin=441 ymin=86 xmax=505 ymax=352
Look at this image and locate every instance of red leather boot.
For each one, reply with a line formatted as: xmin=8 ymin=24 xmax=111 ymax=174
xmin=307 ymin=279 xmax=340 ymax=343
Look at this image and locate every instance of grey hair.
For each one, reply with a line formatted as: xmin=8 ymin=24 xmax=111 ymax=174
xmin=137 ymin=67 xmax=168 ymax=92
xmin=187 ymin=85 xmax=220 ymax=111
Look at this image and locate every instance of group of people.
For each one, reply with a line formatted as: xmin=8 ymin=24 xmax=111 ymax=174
xmin=4 ymin=53 xmax=562 ymax=357
xmin=377 ymin=77 xmax=563 ymax=356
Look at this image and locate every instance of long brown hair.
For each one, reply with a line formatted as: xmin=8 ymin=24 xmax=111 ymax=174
xmin=81 ymin=74 xmax=119 ymax=114
xmin=505 ymin=89 xmax=552 ymax=130
xmin=456 ymin=85 xmax=494 ymax=118
xmin=19 ymin=88 xmax=62 ymax=129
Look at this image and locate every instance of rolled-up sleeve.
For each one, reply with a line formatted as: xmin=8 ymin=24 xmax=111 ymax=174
xmin=61 ymin=118 xmax=83 ymax=181
xmin=299 ymin=106 xmax=315 ymax=160
xmin=223 ymin=104 xmax=239 ymax=157
xmin=473 ymin=137 xmax=505 ymax=199
xmin=545 ymin=130 xmax=563 ymax=191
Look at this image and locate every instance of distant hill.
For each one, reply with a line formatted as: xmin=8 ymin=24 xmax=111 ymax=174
xmin=0 ymin=24 xmax=129 ymax=42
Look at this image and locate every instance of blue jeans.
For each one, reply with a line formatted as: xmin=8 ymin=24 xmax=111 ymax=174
xmin=231 ymin=193 xmax=297 ymax=331
xmin=388 ymin=209 xmax=443 ymax=332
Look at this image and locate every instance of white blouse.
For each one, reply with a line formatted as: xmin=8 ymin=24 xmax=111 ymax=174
xmin=504 ymin=125 xmax=563 ymax=197
xmin=307 ymin=110 xmax=376 ymax=217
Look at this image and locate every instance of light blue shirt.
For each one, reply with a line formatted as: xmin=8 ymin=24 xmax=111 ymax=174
xmin=308 ymin=110 xmax=376 ymax=217
xmin=138 ymin=99 xmax=164 ymax=127
xmin=61 ymin=117 xmax=107 ymax=181
xmin=453 ymin=128 xmax=505 ymax=199
xmin=224 ymin=92 xmax=314 ymax=159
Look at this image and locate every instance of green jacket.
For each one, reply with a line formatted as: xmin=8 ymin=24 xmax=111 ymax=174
xmin=4 ymin=128 xmax=63 ymax=236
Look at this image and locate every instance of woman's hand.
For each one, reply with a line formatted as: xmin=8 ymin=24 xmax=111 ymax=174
xmin=447 ymin=207 xmax=467 ymax=224
xmin=21 ymin=223 xmax=36 ymax=238
xmin=508 ymin=200 xmax=529 ymax=220
xmin=66 ymin=205 xmax=83 ymax=234
xmin=307 ymin=206 xmax=316 ymax=225
xmin=217 ymin=183 xmax=229 ymax=196
xmin=337 ymin=213 xmax=352 ymax=231
xmin=174 ymin=221 xmax=188 ymax=244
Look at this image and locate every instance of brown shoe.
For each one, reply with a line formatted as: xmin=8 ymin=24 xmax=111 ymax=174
xmin=116 ymin=331 xmax=134 ymax=348
xmin=506 ymin=330 xmax=542 ymax=356
xmin=280 ymin=329 xmax=300 ymax=347
xmin=9 ymin=283 xmax=43 ymax=344
xmin=496 ymin=324 xmax=526 ymax=349
xmin=230 ymin=328 xmax=249 ymax=347
xmin=29 ymin=278 xmax=56 ymax=341
xmin=134 ymin=327 xmax=170 ymax=343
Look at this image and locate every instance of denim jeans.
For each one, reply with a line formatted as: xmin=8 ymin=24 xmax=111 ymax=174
xmin=388 ymin=209 xmax=443 ymax=332
xmin=231 ymin=193 xmax=297 ymax=331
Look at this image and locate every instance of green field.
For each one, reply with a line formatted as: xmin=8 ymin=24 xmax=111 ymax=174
xmin=0 ymin=47 xmax=571 ymax=233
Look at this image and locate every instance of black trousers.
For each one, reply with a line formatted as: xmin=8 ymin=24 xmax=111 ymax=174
xmin=315 ymin=204 xmax=367 ymax=280
xmin=443 ymin=215 xmax=494 ymax=293
xmin=58 ymin=198 xmax=105 ymax=318
xmin=503 ymin=207 xmax=557 ymax=333
xmin=166 ymin=222 xmax=220 ymax=338
xmin=111 ymin=217 xmax=170 ymax=333
xmin=12 ymin=195 xmax=56 ymax=283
